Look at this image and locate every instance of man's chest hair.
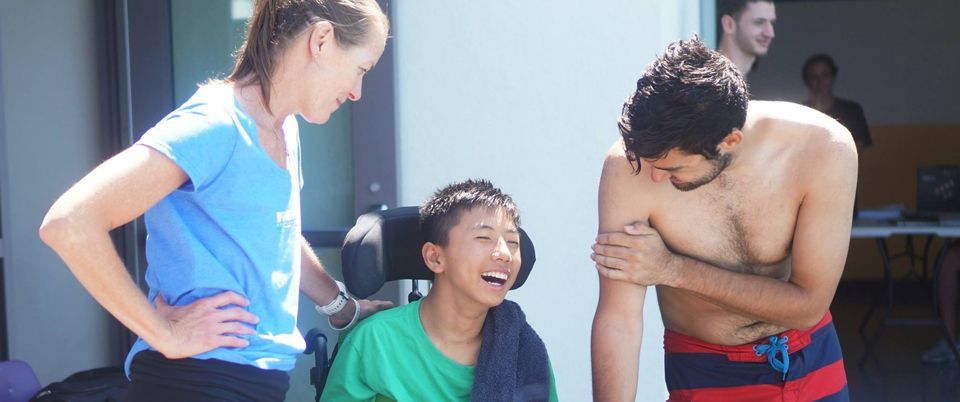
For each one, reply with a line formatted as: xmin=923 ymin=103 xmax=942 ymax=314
xmin=653 ymin=177 xmax=795 ymax=277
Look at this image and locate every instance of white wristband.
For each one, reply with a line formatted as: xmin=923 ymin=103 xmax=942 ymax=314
xmin=329 ymin=298 xmax=360 ymax=332
xmin=315 ymin=280 xmax=349 ymax=316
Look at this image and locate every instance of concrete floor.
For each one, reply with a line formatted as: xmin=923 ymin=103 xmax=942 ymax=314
xmin=834 ymin=279 xmax=960 ymax=402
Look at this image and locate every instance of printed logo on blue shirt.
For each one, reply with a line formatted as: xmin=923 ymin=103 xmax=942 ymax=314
xmin=276 ymin=211 xmax=297 ymax=228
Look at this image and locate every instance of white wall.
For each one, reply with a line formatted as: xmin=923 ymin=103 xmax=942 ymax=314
xmin=0 ymin=0 xmax=112 ymax=383
xmin=748 ymin=0 xmax=960 ymax=125
xmin=394 ymin=1 xmax=700 ymax=400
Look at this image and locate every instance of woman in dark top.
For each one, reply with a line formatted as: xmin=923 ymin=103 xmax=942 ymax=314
xmin=802 ymin=54 xmax=872 ymax=153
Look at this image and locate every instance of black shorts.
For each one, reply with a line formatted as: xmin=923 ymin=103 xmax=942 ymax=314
xmin=125 ymin=350 xmax=289 ymax=402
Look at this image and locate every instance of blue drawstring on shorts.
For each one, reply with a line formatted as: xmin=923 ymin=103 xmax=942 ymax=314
xmin=753 ymin=335 xmax=790 ymax=381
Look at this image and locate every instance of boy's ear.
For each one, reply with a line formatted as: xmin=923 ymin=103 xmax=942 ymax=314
xmin=422 ymin=242 xmax=444 ymax=274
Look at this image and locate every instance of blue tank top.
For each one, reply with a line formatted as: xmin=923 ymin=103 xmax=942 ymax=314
xmin=126 ymin=84 xmax=305 ymax=373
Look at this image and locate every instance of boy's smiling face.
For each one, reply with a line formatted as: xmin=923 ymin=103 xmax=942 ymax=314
xmin=426 ymin=207 xmax=522 ymax=308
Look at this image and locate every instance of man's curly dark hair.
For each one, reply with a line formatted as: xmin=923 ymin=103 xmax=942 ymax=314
xmin=618 ymin=36 xmax=749 ymax=173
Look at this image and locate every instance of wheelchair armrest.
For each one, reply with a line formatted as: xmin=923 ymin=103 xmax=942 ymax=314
xmin=304 ymin=328 xmax=329 ymax=402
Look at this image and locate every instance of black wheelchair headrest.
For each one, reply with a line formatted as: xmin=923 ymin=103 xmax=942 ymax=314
xmin=340 ymin=207 xmax=537 ymax=299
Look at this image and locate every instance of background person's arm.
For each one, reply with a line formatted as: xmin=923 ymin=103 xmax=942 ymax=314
xmin=851 ymin=102 xmax=871 ymax=152
xmin=39 ymin=145 xmax=259 ymax=358
xmin=592 ymin=146 xmax=650 ymax=402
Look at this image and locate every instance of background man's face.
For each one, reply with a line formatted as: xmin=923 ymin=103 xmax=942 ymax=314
xmin=734 ymin=1 xmax=777 ymax=57
xmin=805 ymin=62 xmax=835 ymax=96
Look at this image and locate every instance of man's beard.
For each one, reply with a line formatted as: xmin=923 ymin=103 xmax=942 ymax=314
xmin=672 ymin=153 xmax=732 ymax=192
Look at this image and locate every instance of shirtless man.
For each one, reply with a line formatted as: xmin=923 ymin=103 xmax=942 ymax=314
xmin=718 ymin=0 xmax=776 ymax=76
xmin=590 ymin=38 xmax=854 ymax=401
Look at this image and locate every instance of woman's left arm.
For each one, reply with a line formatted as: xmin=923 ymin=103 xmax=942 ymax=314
xmin=299 ymin=238 xmax=393 ymax=328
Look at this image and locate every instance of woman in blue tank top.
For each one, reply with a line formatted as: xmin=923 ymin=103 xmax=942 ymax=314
xmin=39 ymin=1 xmax=393 ymax=400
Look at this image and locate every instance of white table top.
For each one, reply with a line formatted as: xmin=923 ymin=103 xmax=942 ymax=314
xmin=852 ymin=220 xmax=960 ymax=238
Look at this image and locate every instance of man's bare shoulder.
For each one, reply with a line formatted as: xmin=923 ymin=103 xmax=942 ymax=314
xmin=599 ymin=139 xmax=657 ymax=228
xmin=748 ymin=101 xmax=857 ymax=161
xmin=748 ymin=101 xmax=858 ymax=198
xmin=600 ymin=139 xmax=660 ymax=194
xmin=602 ymin=139 xmax=637 ymax=179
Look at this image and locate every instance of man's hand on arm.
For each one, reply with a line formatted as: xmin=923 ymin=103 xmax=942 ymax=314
xmin=592 ymin=222 xmax=681 ymax=287
xmin=593 ymin=215 xmax=847 ymax=330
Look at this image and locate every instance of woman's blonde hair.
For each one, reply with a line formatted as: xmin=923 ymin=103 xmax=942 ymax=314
xmin=228 ymin=0 xmax=388 ymax=112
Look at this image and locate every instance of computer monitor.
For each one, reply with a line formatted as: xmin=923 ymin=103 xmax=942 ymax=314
xmin=917 ymin=166 xmax=960 ymax=214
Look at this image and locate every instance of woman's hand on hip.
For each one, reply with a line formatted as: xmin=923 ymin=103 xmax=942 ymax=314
xmin=154 ymin=291 xmax=260 ymax=359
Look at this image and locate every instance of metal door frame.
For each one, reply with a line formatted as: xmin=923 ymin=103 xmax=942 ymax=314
xmin=0 ymin=11 xmax=10 ymax=361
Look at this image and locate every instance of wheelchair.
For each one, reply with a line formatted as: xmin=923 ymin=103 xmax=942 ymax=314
xmin=303 ymin=206 xmax=537 ymax=401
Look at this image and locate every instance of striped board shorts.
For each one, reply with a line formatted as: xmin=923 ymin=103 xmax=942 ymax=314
xmin=664 ymin=311 xmax=848 ymax=402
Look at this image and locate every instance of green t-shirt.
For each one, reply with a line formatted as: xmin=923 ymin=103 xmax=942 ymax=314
xmin=320 ymin=300 xmax=558 ymax=402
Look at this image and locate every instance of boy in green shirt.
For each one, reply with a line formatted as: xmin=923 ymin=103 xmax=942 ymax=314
xmin=321 ymin=179 xmax=557 ymax=402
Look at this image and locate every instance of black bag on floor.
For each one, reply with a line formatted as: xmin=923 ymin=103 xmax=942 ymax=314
xmin=30 ymin=367 xmax=128 ymax=402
